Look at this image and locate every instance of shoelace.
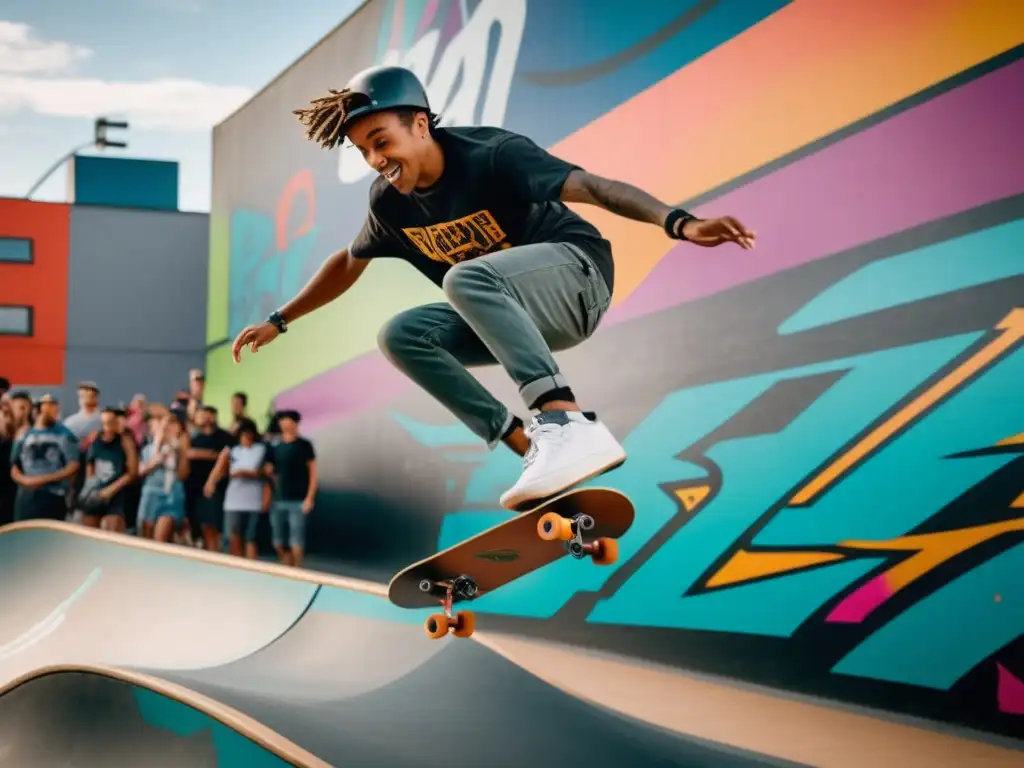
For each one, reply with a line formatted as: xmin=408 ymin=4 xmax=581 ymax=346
xmin=523 ymin=421 xmax=569 ymax=468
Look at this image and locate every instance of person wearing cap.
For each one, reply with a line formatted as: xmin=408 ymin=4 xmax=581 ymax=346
xmin=63 ymin=381 xmax=103 ymax=512
xmin=10 ymin=394 xmax=81 ymax=522
xmin=229 ymin=65 xmax=756 ymax=511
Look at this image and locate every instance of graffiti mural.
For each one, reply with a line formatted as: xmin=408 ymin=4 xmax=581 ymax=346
xmin=207 ymin=0 xmax=1024 ymax=741
xmin=226 ymin=170 xmax=319 ymax=338
xmin=388 ymin=229 xmax=1023 ymax=734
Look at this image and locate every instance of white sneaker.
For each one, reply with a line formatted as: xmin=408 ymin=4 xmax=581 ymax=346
xmin=499 ymin=410 xmax=626 ymax=511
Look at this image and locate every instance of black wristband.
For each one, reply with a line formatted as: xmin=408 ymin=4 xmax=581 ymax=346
xmin=664 ymin=208 xmax=697 ymax=240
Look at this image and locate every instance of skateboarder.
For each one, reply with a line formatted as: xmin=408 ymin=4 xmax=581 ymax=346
xmin=231 ymin=65 xmax=755 ymax=510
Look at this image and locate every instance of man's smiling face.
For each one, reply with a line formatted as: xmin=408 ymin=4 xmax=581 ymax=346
xmin=347 ymin=109 xmax=432 ymax=194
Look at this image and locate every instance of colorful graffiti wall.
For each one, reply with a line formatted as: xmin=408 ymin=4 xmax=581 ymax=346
xmin=207 ymin=0 xmax=1024 ymax=741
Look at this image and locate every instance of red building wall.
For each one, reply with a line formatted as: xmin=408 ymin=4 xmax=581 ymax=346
xmin=0 ymin=198 xmax=70 ymax=385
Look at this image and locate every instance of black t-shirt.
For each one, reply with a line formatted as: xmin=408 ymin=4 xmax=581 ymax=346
xmin=268 ymin=437 xmax=316 ymax=501
xmin=87 ymin=434 xmax=129 ymax=488
xmin=348 ymin=126 xmax=615 ymax=293
xmin=187 ymin=427 xmax=233 ymax=490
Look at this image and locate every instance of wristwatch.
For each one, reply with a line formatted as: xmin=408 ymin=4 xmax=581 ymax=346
xmin=267 ymin=310 xmax=288 ymax=333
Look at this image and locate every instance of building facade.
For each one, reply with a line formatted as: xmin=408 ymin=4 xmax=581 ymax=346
xmin=1 ymin=190 xmax=208 ymax=407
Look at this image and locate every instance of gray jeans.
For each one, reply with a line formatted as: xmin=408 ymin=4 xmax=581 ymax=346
xmin=378 ymin=242 xmax=612 ymax=447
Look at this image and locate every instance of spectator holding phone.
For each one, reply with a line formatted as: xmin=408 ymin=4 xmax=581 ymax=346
xmin=137 ymin=410 xmax=190 ymax=542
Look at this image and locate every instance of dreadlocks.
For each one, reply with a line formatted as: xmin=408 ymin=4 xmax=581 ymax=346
xmin=292 ymin=87 xmax=360 ymax=151
xmin=293 ymin=86 xmax=440 ymax=150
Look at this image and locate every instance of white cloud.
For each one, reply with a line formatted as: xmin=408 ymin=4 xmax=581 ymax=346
xmin=0 ymin=74 xmax=253 ymax=130
xmin=0 ymin=21 xmax=91 ymax=74
xmin=0 ymin=22 xmax=253 ymax=131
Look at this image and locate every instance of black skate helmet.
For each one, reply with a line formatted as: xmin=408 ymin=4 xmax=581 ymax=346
xmin=340 ymin=65 xmax=432 ymax=136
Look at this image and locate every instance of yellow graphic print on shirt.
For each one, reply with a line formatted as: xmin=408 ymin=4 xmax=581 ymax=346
xmin=402 ymin=210 xmax=510 ymax=264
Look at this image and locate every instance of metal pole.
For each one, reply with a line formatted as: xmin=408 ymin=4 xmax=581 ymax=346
xmin=24 ymin=141 xmax=95 ymax=200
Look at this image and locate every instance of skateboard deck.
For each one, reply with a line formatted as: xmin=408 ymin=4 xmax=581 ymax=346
xmin=387 ymin=486 xmax=634 ymax=640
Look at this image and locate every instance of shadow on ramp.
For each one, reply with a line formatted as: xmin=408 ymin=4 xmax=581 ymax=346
xmin=157 ymin=610 xmax=795 ymax=768
xmin=0 ymin=666 xmax=327 ymax=768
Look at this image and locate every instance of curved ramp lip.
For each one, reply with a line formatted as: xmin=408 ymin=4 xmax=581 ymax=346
xmin=472 ymin=632 xmax=1024 ymax=768
xmin=0 ymin=519 xmax=387 ymax=597
xmin=0 ymin=663 xmax=334 ymax=768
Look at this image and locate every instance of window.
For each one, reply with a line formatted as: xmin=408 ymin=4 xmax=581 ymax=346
xmin=0 ymin=306 xmax=32 ymax=336
xmin=0 ymin=237 xmax=33 ymax=264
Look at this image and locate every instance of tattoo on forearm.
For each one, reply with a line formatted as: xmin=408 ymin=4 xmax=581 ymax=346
xmin=586 ymin=176 xmax=671 ymax=226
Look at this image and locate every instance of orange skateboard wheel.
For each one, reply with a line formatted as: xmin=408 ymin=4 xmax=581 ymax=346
xmin=537 ymin=511 xmax=573 ymax=541
xmin=425 ymin=613 xmax=450 ymax=639
xmin=452 ymin=611 xmax=476 ymax=638
xmin=592 ymin=537 xmax=619 ymax=566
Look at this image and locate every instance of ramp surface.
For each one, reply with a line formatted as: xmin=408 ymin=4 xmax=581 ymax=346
xmin=1 ymin=523 xmax=1019 ymax=768
xmin=0 ymin=524 xmax=790 ymax=767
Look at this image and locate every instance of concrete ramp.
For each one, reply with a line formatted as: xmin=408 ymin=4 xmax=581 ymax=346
xmin=0 ymin=525 xmax=319 ymax=683
xmin=1 ymin=522 xmax=1019 ymax=767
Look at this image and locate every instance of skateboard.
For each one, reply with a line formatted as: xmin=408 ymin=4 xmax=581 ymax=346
xmin=387 ymin=486 xmax=634 ymax=640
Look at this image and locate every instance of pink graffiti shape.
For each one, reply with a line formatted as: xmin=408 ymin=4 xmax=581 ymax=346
xmin=389 ymin=0 xmax=405 ymax=52
xmin=415 ymin=0 xmax=439 ymax=37
xmin=826 ymin=574 xmax=893 ymax=624
xmin=442 ymin=0 xmax=462 ymax=44
xmin=275 ymin=169 xmax=315 ymax=252
xmin=997 ymin=664 xmax=1024 ymax=715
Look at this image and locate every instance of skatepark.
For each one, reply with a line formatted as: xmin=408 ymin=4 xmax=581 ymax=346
xmin=2 ymin=0 xmax=1023 ymax=765
xmin=2 ymin=520 xmax=1021 ymax=767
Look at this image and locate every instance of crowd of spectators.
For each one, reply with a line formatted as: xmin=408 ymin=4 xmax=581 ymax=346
xmin=0 ymin=370 xmax=318 ymax=568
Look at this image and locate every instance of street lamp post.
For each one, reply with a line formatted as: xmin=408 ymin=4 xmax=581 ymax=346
xmin=24 ymin=117 xmax=130 ymax=200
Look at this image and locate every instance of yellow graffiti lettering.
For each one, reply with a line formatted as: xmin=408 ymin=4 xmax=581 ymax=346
xmin=706 ymin=549 xmax=845 ymax=589
xmin=790 ymin=309 xmax=1024 ymax=505
xmin=839 ymin=516 xmax=1024 ymax=594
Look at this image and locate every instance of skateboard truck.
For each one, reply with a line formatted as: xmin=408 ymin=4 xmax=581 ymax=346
xmin=565 ymin=513 xmax=595 ymax=559
xmin=419 ymin=575 xmax=478 ymax=640
xmin=537 ymin=511 xmax=618 ymax=565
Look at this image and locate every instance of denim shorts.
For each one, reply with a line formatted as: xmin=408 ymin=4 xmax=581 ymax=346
xmin=224 ymin=509 xmax=261 ymax=543
xmin=138 ymin=483 xmax=185 ymax=525
xmin=269 ymin=500 xmax=307 ymax=549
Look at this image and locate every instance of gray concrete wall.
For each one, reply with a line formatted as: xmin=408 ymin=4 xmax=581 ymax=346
xmin=63 ymin=205 xmax=209 ymax=408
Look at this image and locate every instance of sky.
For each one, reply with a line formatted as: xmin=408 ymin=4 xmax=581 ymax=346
xmin=0 ymin=0 xmax=365 ymax=212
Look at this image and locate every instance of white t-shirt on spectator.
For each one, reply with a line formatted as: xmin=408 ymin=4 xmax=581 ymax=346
xmin=64 ymin=409 xmax=102 ymax=442
xmin=224 ymin=443 xmax=267 ymax=512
